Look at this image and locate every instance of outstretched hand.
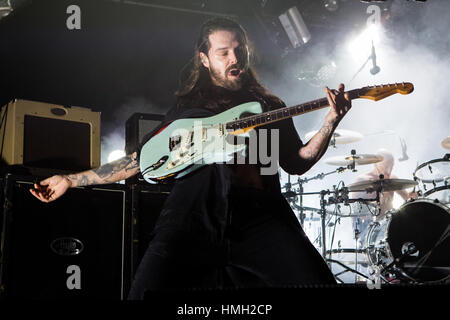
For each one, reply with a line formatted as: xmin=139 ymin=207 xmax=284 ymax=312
xmin=30 ymin=175 xmax=72 ymax=203
xmin=325 ymin=83 xmax=352 ymax=125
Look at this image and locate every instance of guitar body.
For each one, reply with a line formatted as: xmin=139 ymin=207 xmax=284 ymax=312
xmin=139 ymin=101 xmax=263 ymax=183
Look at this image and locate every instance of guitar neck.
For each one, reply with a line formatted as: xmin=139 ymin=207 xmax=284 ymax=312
xmin=225 ymin=89 xmax=360 ymax=131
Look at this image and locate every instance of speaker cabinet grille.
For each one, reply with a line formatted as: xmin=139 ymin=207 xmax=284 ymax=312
xmin=0 ymin=175 xmax=131 ymax=299
xmin=23 ymin=115 xmax=91 ymax=171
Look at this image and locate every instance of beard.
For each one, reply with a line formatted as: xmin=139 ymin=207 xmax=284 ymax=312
xmin=209 ymin=65 xmax=245 ymax=91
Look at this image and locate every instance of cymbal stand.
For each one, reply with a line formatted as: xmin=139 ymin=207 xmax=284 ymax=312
xmin=295 ymin=167 xmax=347 ymax=226
xmin=298 ymin=176 xmax=305 ymax=226
xmin=349 ymin=149 xmax=357 ymax=172
xmin=286 ymin=188 xmax=330 ymax=258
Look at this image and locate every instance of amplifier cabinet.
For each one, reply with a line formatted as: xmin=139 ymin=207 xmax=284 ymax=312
xmin=0 ymin=175 xmax=132 ymax=299
xmin=130 ymin=184 xmax=170 ymax=276
xmin=0 ymin=99 xmax=101 ymax=172
xmin=125 ymin=112 xmax=165 ymax=186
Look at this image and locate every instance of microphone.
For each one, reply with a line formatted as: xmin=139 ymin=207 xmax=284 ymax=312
xmin=370 ymin=41 xmax=380 ymax=75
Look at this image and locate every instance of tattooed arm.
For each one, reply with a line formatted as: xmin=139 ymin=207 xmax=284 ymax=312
xmin=67 ymin=152 xmax=139 ymax=187
xmin=282 ymin=84 xmax=352 ymax=175
xmin=297 ymin=117 xmax=339 ymax=172
xmin=300 ymin=84 xmax=351 ymax=170
xmin=30 ymin=152 xmax=140 ymax=202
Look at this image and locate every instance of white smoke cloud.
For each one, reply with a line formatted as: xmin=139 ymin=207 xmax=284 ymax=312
xmin=263 ymin=0 xmax=450 ymax=282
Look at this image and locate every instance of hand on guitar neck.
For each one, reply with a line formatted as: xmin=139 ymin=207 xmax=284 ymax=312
xmin=324 ymin=83 xmax=352 ymax=126
xmin=295 ymin=83 xmax=352 ymax=173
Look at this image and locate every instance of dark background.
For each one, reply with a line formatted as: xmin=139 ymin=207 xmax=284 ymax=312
xmin=0 ymin=0 xmax=423 ymax=137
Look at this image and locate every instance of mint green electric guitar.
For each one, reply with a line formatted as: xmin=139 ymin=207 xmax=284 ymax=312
xmin=140 ymin=83 xmax=414 ymax=183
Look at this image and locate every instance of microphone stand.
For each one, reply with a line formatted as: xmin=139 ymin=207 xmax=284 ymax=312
xmin=349 ymin=41 xmax=380 ymax=83
xmin=320 ymin=189 xmax=330 ymax=259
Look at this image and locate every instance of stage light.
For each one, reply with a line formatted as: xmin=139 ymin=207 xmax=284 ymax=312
xmin=324 ymin=0 xmax=339 ymax=12
xmin=347 ymin=23 xmax=382 ymax=62
xmin=278 ymin=6 xmax=311 ymax=49
xmin=108 ymin=149 xmax=126 ymax=163
xmin=0 ymin=0 xmax=12 ymax=19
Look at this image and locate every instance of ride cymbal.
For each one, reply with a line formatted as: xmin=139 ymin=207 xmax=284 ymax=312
xmin=305 ymin=129 xmax=363 ymax=145
xmin=324 ymin=154 xmax=383 ymax=166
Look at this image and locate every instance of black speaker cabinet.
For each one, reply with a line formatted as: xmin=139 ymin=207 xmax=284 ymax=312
xmin=125 ymin=112 xmax=165 ymax=156
xmin=130 ymin=184 xmax=170 ymax=275
xmin=125 ymin=112 xmax=165 ymax=186
xmin=0 ymin=175 xmax=132 ymax=299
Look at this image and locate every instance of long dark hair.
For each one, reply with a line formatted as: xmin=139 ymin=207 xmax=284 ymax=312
xmin=175 ymin=17 xmax=284 ymax=112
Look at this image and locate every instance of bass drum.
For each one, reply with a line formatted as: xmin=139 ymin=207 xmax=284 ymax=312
xmin=366 ymin=199 xmax=450 ymax=283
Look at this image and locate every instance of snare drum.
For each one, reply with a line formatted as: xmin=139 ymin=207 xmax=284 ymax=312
xmin=366 ymin=199 xmax=450 ymax=283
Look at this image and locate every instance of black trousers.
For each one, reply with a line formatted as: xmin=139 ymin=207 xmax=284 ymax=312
xmin=127 ymin=188 xmax=336 ymax=300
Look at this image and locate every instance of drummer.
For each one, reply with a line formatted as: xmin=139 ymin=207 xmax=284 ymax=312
xmin=351 ymin=149 xmax=417 ymax=240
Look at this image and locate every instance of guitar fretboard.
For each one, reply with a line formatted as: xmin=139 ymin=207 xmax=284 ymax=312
xmin=225 ymin=89 xmax=360 ymax=131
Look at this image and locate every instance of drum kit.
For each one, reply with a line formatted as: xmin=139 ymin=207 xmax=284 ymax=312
xmin=282 ymin=132 xmax=450 ymax=285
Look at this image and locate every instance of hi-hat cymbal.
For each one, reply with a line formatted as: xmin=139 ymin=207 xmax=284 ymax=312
xmin=442 ymin=136 xmax=450 ymax=150
xmin=347 ymin=178 xmax=418 ymax=192
xmin=305 ymin=129 xmax=363 ymax=145
xmin=324 ymin=154 xmax=383 ymax=166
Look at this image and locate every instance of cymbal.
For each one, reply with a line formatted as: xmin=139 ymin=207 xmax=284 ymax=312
xmin=305 ymin=129 xmax=363 ymax=145
xmin=324 ymin=154 xmax=383 ymax=166
xmin=347 ymin=178 xmax=418 ymax=192
xmin=442 ymin=136 xmax=450 ymax=150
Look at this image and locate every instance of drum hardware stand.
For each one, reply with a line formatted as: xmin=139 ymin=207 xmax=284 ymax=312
xmin=375 ymin=244 xmax=421 ymax=284
xmin=287 ymin=188 xmax=332 ymax=259
xmin=330 ymin=134 xmax=336 ymax=148
xmin=354 ymin=221 xmax=361 ymax=283
xmin=327 ymin=186 xmax=383 ymax=282
xmin=349 ymin=149 xmax=357 ymax=172
xmin=326 ymin=259 xmax=371 ymax=282
xmin=282 ymin=166 xmax=346 ymax=226
xmin=319 ymin=190 xmax=329 ymax=259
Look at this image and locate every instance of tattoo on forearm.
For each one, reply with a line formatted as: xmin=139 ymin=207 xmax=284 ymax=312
xmin=94 ymin=154 xmax=139 ymax=179
xmin=300 ymin=122 xmax=336 ymax=162
xmin=319 ymin=123 xmax=333 ymax=138
xmin=67 ymin=153 xmax=139 ymax=187
xmin=67 ymin=173 xmax=91 ymax=187
xmin=302 ymin=147 xmax=315 ymax=161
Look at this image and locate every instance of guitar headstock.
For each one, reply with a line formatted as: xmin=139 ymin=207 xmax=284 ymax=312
xmin=358 ymin=82 xmax=414 ymax=101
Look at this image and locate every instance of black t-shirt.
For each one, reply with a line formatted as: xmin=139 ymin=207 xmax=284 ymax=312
xmin=136 ymin=86 xmax=306 ymax=246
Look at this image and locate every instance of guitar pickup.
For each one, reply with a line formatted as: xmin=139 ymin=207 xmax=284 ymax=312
xmin=169 ymin=135 xmax=181 ymax=151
